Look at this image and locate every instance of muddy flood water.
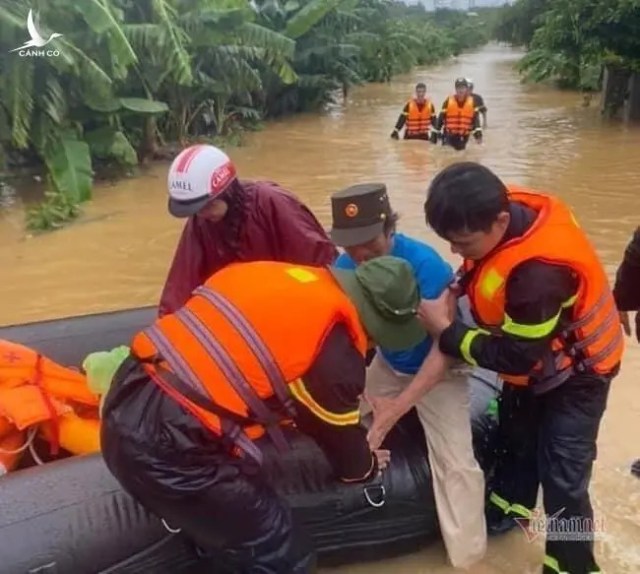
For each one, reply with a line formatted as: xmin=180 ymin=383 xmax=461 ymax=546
xmin=1 ymin=44 xmax=639 ymax=572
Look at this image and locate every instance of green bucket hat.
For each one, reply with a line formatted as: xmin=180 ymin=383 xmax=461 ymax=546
xmin=330 ymin=255 xmax=426 ymax=351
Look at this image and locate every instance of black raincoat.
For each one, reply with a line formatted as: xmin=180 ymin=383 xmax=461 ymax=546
xmin=613 ymin=226 xmax=640 ymax=340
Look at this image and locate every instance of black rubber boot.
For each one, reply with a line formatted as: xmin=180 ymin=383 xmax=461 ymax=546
xmin=486 ymin=506 xmax=519 ymax=536
xmin=488 ymin=516 xmax=519 ymax=536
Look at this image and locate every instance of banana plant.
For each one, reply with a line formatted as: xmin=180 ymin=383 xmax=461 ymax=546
xmin=1 ymin=0 xmax=495 ymax=231
xmin=0 ymin=0 xmax=141 ymax=201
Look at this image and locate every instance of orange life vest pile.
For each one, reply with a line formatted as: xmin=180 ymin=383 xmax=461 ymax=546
xmin=0 ymin=339 xmax=101 ymax=475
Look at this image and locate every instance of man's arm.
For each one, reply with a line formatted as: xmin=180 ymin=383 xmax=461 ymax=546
xmin=614 ymin=226 xmax=640 ymax=311
xmin=439 ymin=261 xmax=577 ymax=375
xmin=158 ymin=219 xmax=206 ymax=316
xmin=368 ymin=252 xmax=454 ymax=431
xmin=393 ymin=102 xmax=410 ymax=134
xmin=292 ymin=324 xmax=377 ymax=482
xmin=437 ymin=98 xmax=449 ymax=130
xmin=429 ymin=102 xmax=438 ymax=128
xmin=471 ymin=107 xmax=481 ymax=133
xmin=474 ymin=94 xmax=488 ymax=115
xmin=260 ymin=185 xmax=338 ymax=266
xmin=366 ymin=340 xmax=452 ymax=450
xmin=390 ymin=254 xmax=455 ymax=410
xmin=390 ymin=341 xmax=452 ymax=414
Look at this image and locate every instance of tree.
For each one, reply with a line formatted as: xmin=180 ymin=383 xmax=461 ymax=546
xmin=0 ymin=0 xmax=495 ymax=230
xmin=494 ymin=0 xmax=640 ymax=90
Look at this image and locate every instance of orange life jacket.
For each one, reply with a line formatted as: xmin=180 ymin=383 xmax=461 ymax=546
xmin=406 ymin=99 xmax=433 ymax=136
xmin=131 ymin=261 xmax=368 ymax=464
xmin=0 ymin=340 xmax=99 ymax=439
xmin=444 ymin=95 xmax=475 ymax=136
xmin=462 ymin=186 xmax=624 ymax=392
xmin=0 ymin=340 xmax=100 ymax=460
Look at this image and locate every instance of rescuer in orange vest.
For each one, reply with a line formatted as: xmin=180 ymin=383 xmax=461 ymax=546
xmin=436 ymin=78 xmax=482 ymax=151
xmin=419 ymin=162 xmax=623 ymax=574
xmin=390 ymin=82 xmax=438 ymax=142
xmin=100 ymin=256 xmax=437 ymax=573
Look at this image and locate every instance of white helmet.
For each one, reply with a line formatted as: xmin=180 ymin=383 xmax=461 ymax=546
xmin=167 ymin=144 xmax=237 ymax=218
xmin=466 ymin=77 xmax=474 ymax=89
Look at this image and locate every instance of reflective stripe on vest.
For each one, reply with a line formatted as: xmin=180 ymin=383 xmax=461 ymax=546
xmin=465 ymin=289 xmax=622 ymax=392
xmin=501 ymin=291 xmax=619 ymax=391
xmin=194 ymin=286 xmax=296 ymax=418
xmin=142 ymin=288 xmax=301 ymax=464
xmin=444 ymin=96 xmax=474 ymax=136
xmin=406 ymin=100 xmax=432 ymax=136
xmin=144 ymin=324 xmax=266 ymax=464
xmin=532 ymin=292 xmax=623 ymax=393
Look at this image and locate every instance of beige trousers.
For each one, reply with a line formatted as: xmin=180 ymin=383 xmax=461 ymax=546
xmin=364 ymin=354 xmax=487 ymax=569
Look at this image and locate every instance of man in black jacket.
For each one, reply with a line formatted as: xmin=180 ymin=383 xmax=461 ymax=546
xmin=613 ymin=226 xmax=640 ymax=477
xmin=419 ymin=162 xmax=623 ymax=574
xmin=467 ymin=78 xmax=487 ymax=128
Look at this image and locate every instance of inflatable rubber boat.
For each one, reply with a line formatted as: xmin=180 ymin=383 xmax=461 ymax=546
xmin=0 ymin=307 xmax=502 ymax=573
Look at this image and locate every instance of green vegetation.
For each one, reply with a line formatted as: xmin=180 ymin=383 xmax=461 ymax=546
xmin=494 ymin=0 xmax=640 ymax=91
xmin=0 ymin=0 xmax=492 ymax=231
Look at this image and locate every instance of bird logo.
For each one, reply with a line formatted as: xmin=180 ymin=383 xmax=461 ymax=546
xmin=9 ymin=10 xmax=62 ymax=53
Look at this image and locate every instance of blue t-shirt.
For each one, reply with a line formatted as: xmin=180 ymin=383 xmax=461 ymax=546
xmin=334 ymin=233 xmax=454 ymax=375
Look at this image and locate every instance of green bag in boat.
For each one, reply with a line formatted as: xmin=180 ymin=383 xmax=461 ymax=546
xmin=83 ymin=346 xmax=130 ymax=415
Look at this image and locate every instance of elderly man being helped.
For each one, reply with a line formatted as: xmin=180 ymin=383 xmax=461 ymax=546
xmin=330 ymin=183 xmax=487 ymax=570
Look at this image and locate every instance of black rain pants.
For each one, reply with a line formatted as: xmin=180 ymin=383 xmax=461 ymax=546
xmin=486 ymin=373 xmax=613 ymax=574
xmin=101 ymin=356 xmax=316 ymax=574
xmin=443 ymin=133 xmax=470 ymax=151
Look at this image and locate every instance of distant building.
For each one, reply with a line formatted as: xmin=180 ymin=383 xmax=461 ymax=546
xmin=426 ymin=0 xmax=509 ymax=11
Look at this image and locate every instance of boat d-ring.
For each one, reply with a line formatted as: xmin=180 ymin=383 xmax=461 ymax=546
xmin=363 ymin=484 xmax=386 ymax=508
xmin=161 ymin=518 xmax=182 ymax=534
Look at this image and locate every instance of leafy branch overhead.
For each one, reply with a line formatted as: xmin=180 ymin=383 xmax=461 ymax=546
xmin=493 ymin=0 xmax=640 ymax=90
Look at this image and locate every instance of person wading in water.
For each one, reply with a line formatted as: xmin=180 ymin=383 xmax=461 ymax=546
xmin=390 ymin=82 xmax=438 ymax=142
xmin=436 ymin=78 xmax=482 ymax=151
xmin=613 ymin=225 xmax=640 ymax=478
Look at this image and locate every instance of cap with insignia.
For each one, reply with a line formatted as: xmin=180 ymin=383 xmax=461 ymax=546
xmin=330 ymin=183 xmax=392 ymax=247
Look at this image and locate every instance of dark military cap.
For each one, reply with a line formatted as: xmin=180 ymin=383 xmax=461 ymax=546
xmin=330 ymin=183 xmax=392 ymax=247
